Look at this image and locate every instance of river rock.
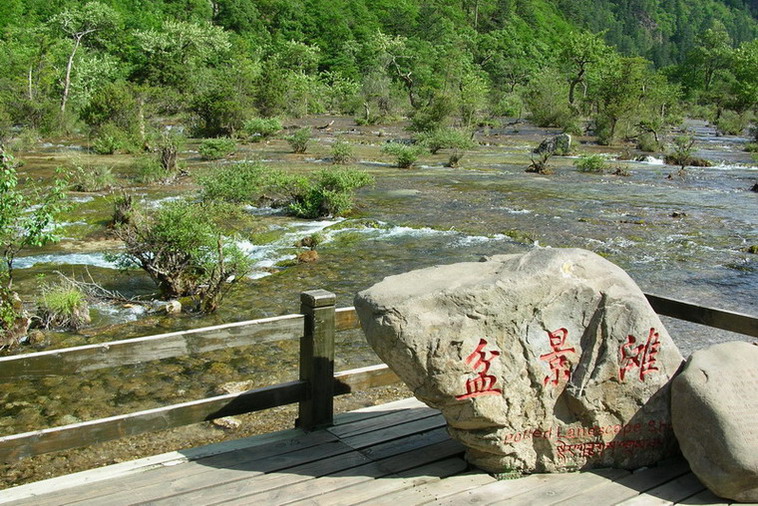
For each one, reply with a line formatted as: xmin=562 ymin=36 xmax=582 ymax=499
xmin=355 ymin=248 xmax=683 ymax=473
xmin=672 ymin=342 xmax=758 ymax=502
xmin=534 ymin=133 xmax=572 ymax=155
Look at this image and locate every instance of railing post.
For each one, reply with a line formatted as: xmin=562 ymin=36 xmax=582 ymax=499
xmin=297 ymin=289 xmax=336 ymax=430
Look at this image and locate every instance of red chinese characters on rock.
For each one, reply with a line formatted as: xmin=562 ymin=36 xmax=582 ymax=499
xmin=456 ymin=339 xmax=502 ymax=400
xmin=619 ymin=328 xmax=661 ymax=381
xmin=540 ymin=328 xmax=576 ymax=386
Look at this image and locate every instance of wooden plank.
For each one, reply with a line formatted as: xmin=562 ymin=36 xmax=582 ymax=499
xmin=340 ymin=414 xmax=446 ymax=451
xmin=367 ymin=469 xmax=496 ymax=505
xmin=615 ymin=472 xmax=707 ymax=506
xmin=6 ymin=429 xmax=340 ymax=506
xmin=5 ymin=396 xmax=420 ymax=505
xmin=147 ymin=421 xmax=460 ymax=505
xmin=335 ymin=306 xmax=360 ymax=331
xmin=677 ymin=489 xmax=730 ymax=505
xmin=0 ymin=314 xmax=304 ymax=380
xmin=71 ymin=439 xmax=357 ymax=506
xmin=327 ymin=405 xmax=438 ymax=439
xmin=434 ymin=468 xmax=626 ymax=506
xmin=218 ymin=439 xmax=464 ymax=505
xmin=333 ymin=364 xmax=401 ymax=395
xmin=329 ymin=397 xmax=426 ymax=427
xmin=552 ymin=457 xmax=691 ymax=505
xmin=146 ymin=450 xmax=375 ymax=506
xmin=0 ymin=428 xmax=308 ymax=505
xmin=488 ymin=468 xmax=630 ymax=506
xmin=286 ymin=457 xmax=468 ymax=506
xmin=356 ymin=426 xmax=453 ymax=462
xmin=0 ymin=381 xmax=305 ymax=463
xmin=645 ymin=293 xmax=758 ymax=337
xmin=298 ymin=290 xmax=336 ymax=430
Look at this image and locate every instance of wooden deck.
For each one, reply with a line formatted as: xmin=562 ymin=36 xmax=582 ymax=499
xmin=0 ymin=398 xmax=737 ymax=506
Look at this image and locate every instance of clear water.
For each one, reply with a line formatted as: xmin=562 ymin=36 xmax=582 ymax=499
xmin=3 ymin=120 xmax=756 ymax=436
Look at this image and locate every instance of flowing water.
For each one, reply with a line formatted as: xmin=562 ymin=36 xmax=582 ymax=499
xmin=2 ymin=118 xmax=756 ymax=437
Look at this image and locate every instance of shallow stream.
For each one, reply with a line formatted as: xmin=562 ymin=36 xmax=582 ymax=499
xmin=2 ymin=118 xmax=756 ymax=437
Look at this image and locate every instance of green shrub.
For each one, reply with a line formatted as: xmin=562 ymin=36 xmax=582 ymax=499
xmin=714 ymin=110 xmax=750 ymax=136
xmin=288 ymin=168 xmax=374 ymax=218
xmin=199 ymin=164 xmax=372 ymax=218
xmin=636 ymin=133 xmax=661 ymax=153
xmin=745 ymin=142 xmax=758 ymax=152
xmin=287 ymin=127 xmax=312 ymax=153
xmin=523 ymin=71 xmax=577 ymax=130
xmin=491 ymin=93 xmax=524 ymax=118
xmin=199 ymin=137 xmax=236 ymax=160
xmin=70 ymin=165 xmax=116 ymax=192
xmin=111 ymin=200 xmax=251 ymax=313
xmin=330 ymin=139 xmax=354 ymax=164
xmin=135 ymin=157 xmax=173 ymax=184
xmin=8 ymin=128 xmax=41 ymax=152
xmin=574 ymin=154 xmax=609 ymax=173
xmin=418 ymin=128 xmax=475 ymax=167
xmin=91 ymin=122 xmax=139 ymax=155
xmin=35 ymin=282 xmax=90 ymax=330
xmin=381 ymin=143 xmax=425 ymax=168
xmin=243 ymin=117 xmax=282 ymax=141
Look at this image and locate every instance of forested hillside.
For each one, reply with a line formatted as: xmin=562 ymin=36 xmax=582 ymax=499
xmin=0 ymin=0 xmax=756 ymax=146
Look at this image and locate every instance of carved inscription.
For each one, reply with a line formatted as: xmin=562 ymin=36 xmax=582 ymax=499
xmin=456 ymin=339 xmax=502 ymax=400
xmin=502 ymin=419 xmax=672 ymax=461
xmin=619 ymin=328 xmax=661 ymax=382
xmin=539 ymin=328 xmax=576 ymax=386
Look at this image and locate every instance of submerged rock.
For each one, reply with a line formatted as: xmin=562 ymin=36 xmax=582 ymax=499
xmin=672 ymin=342 xmax=758 ymax=502
xmin=355 ymin=248 xmax=683 ymax=473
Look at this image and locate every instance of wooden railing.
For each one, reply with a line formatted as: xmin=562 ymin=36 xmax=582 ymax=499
xmin=0 ymin=290 xmax=755 ymax=464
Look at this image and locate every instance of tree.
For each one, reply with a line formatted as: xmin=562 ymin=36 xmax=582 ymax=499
xmin=112 ymin=200 xmax=250 ymax=313
xmin=688 ymin=23 xmax=734 ymax=93
xmin=0 ymin=147 xmax=68 ymax=289
xmin=50 ymin=1 xmax=120 ymax=114
xmin=133 ymin=20 xmax=231 ymax=88
xmin=0 ymin=147 xmax=68 ymax=349
xmin=560 ymin=30 xmax=611 ymax=107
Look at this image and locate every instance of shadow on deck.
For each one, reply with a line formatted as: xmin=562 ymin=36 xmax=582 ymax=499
xmin=0 ymin=398 xmax=733 ymax=506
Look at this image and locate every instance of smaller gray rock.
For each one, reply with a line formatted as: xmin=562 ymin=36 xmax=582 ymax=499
xmin=672 ymin=341 xmax=758 ymax=502
xmin=534 ymin=133 xmax=572 ymax=155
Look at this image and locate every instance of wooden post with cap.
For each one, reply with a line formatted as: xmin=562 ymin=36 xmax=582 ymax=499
xmin=297 ymin=289 xmax=336 ymax=430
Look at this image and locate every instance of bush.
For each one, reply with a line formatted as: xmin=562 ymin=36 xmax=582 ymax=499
xmin=70 ymin=165 xmax=116 ymax=192
xmin=418 ymin=128 xmax=475 ymax=167
xmin=744 ymin=142 xmax=758 ymax=152
xmin=575 ymin=154 xmax=609 ymax=173
xmin=199 ymin=137 xmax=236 ymax=160
xmin=243 ymin=117 xmax=282 ymax=141
xmin=636 ymin=133 xmax=661 ymax=153
xmin=714 ymin=110 xmax=750 ymax=136
xmin=91 ymin=123 xmax=139 ymax=155
xmin=331 ymin=139 xmax=354 ymax=164
xmin=35 ymin=281 xmax=90 ymax=330
xmin=523 ymin=71 xmax=577 ymax=131
xmin=288 ymin=168 xmax=374 ymax=218
xmin=111 ymin=200 xmax=251 ymax=313
xmin=135 ymin=157 xmax=173 ymax=184
xmin=287 ymin=127 xmax=311 ymax=153
xmin=199 ymin=163 xmax=372 ymax=218
xmin=381 ymin=142 xmax=425 ymax=168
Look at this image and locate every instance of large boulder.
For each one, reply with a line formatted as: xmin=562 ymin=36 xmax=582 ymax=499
xmin=355 ymin=248 xmax=683 ymax=473
xmin=672 ymin=342 xmax=758 ymax=502
xmin=534 ymin=133 xmax=572 ymax=156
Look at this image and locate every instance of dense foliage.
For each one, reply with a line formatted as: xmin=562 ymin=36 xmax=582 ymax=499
xmin=0 ymin=0 xmax=754 ymax=143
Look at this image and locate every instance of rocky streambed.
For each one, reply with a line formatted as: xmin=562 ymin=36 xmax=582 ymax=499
xmin=1 ymin=116 xmax=756 ymax=488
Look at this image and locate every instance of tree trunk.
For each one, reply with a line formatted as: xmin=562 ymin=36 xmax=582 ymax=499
xmin=61 ymin=36 xmax=82 ymax=114
xmin=27 ymin=67 xmax=34 ymax=100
